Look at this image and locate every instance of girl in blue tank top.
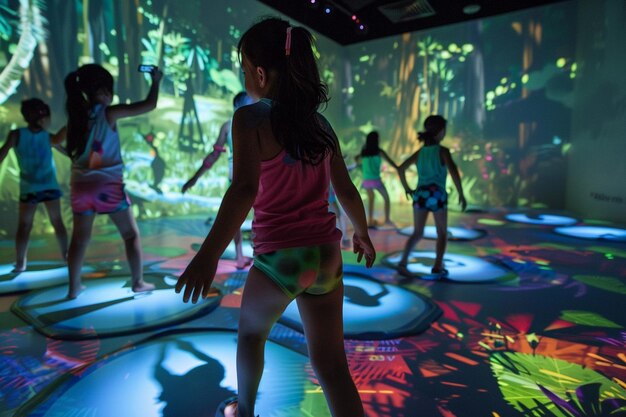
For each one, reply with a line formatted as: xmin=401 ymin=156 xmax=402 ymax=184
xmin=0 ymin=98 xmax=68 ymax=273
xmin=396 ymin=115 xmax=466 ymax=278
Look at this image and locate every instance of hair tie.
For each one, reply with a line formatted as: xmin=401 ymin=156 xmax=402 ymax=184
xmin=285 ymin=27 xmax=292 ymax=56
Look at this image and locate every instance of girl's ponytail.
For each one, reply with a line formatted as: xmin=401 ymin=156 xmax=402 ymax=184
xmin=65 ymin=70 xmax=89 ymax=158
xmin=64 ymin=64 xmax=114 ymax=158
xmin=239 ymin=18 xmax=337 ymax=165
xmin=418 ymin=115 xmax=447 ymax=144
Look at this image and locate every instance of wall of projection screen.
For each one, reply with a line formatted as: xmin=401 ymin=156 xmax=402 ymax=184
xmin=0 ymin=0 xmax=624 ymax=235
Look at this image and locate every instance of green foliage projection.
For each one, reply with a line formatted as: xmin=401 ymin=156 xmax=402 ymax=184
xmin=490 ymin=352 xmax=626 ymax=416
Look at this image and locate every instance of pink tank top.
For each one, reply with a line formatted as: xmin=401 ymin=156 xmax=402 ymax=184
xmin=252 ymin=149 xmax=341 ymax=255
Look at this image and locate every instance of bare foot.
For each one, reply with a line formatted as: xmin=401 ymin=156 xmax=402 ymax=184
xmin=397 ymin=263 xmax=412 ymax=277
xmin=132 ymin=281 xmax=156 ymax=293
xmin=67 ymin=285 xmax=86 ymax=299
xmin=383 ymin=220 xmax=397 ymax=228
xmin=223 ymin=402 xmax=237 ymax=417
xmin=236 ymin=257 xmax=252 ymax=270
xmin=431 ymin=266 xmax=449 ymax=277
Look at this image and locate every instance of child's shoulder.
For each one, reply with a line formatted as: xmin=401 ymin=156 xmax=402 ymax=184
xmin=233 ymin=101 xmax=270 ymax=129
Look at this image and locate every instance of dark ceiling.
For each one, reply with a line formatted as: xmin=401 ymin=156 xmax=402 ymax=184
xmin=257 ymin=0 xmax=570 ymax=45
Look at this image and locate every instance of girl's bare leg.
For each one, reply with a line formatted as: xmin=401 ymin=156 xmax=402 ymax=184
xmin=296 ymin=243 xmax=364 ymax=417
xmin=43 ymin=199 xmax=68 ymax=261
xmin=234 ymin=229 xmax=249 ymax=269
xmin=375 ymin=185 xmax=393 ymax=225
xmin=67 ymin=213 xmax=96 ymax=298
xmin=236 ymin=266 xmax=293 ymax=417
xmin=14 ymin=203 xmax=37 ymax=272
xmin=398 ymin=208 xmax=429 ymax=274
xmin=432 ymin=209 xmax=448 ymax=271
xmin=365 ymin=188 xmax=375 ymax=226
xmin=109 ymin=208 xmax=154 ymax=292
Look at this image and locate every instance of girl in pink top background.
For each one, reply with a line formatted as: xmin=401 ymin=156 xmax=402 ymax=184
xmin=176 ymin=17 xmax=375 ymax=417
xmin=64 ymin=64 xmax=162 ymax=299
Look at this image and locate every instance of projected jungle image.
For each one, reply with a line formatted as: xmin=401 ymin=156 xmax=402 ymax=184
xmin=0 ymin=0 xmax=575 ymax=233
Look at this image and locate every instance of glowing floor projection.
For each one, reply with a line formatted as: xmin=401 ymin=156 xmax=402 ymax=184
xmin=12 ymin=274 xmax=220 ymax=339
xmin=505 ymin=213 xmax=578 ymax=226
xmin=0 ymin=262 xmax=93 ymax=294
xmin=398 ymin=226 xmax=487 ymax=241
xmin=383 ymin=251 xmax=515 ymax=282
xmin=191 ymin=240 xmax=254 ymax=259
xmin=280 ymin=272 xmax=441 ymax=339
xmin=14 ymin=330 xmax=331 ymax=417
xmin=554 ymin=226 xmax=626 ymax=241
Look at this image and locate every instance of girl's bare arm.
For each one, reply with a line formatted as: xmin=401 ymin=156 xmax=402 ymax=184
xmin=397 ymin=151 xmax=419 ymax=195
xmin=441 ymin=147 xmax=467 ymax=210
xmin=0 ymin=130 xmax=17 ymax=164
xmin=106 ymin=69 xmax=163 ymax=125
xmin=380 ymin=149 xmax=398 ymax=170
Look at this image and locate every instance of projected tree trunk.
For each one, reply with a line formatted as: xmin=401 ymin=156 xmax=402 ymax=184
xmin=178 ymin=76 xmax=205 ymax=154
xmin=0 ymin=0 xmax=44 ymax=104
xmin=463 ymin=21 xmax=486 ymax=132
xmin=389 ymin=33 xmax=420 ymax=157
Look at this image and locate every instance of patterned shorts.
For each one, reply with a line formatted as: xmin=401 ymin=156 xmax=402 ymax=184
xmin=71 ymin=181 xmax=130 ymax=215
xmin=19 ymin=189 xmax=62 ymax=204
xmin=254 ymin=245 xmax=341 ymax=299
xmin=412 ymin=184 xmax=447 ymax=212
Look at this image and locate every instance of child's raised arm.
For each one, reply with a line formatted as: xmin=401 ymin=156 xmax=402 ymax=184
xmin=50 ymin=126 xmax=66 ymax=145
xmin=441 ymin=147 xmax=467 ymax=211
xmin=380 ymin=149 xmax=399 ymax=170
xmin=182 ymin=121 xmax=230 ymax=193
xmin=397 ymin=150 xmax=419 ymax=197
xmin=106 ymin=69 xmax=163 ymax=126
xmin=0 ymin=130 xmax=18 ymax=165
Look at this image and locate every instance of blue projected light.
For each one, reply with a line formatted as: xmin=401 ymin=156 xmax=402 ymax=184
xmin=398 ymin=226 xmax=486 ymax=241
xmin=280 ymin=273 xmax=440 ymax=339
xmin=383 ymin=251 xmax=514 ymax=282
xmin=14 ymin=331 xmax=321 ymax=417
xmin=12 ymin=274 xmax=220 ymax=339
xmin=505 ymin=213 xmax=578 ymax=226
xmin=554 ymin=226 xmax=626 ymax=241
xmin=0 ymin=262 xmax=93 ymax=294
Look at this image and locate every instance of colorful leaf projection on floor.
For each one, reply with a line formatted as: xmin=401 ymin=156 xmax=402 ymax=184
xmin=0 ymin=209 xmax=624 ymax=416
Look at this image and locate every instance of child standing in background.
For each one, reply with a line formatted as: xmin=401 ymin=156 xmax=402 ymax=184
xmin=176 ymin=17 xmax=375 ymax=417
xmin=356 ymin=131 xmax=397 ymax=228
xmin=63 ymin=64 xmax=162 ymax=298
xmin=396 ymin=115 xmax=466 ymax=278
xmin=182 ymin=91 xmax=254 ymax=270
xmin=0 ymin=99 xmax=68 ymax=272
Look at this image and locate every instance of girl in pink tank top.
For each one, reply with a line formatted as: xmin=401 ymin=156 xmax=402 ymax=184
xmin=177 ymin=17 xmax=375 ymax=417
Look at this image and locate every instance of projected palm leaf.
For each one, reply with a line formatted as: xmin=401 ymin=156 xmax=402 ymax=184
xmin=490 ymin=352 xmax=626 ymax=416
xmin=572 ymin=275 xmax=626 ymax=296
xmin=534 ymin=383 xmax=626 ymax=417
xmin=0 ymin=0 xmax=46 ymax=104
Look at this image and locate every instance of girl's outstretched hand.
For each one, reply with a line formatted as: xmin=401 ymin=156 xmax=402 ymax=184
xmin=404 ymin=187 xmax=414 ymax=201
xmin=353 ymin=233 xmax=376 ymax=268
xmin=175 ymin=255 xmax=219 ymax=303
xmin=459 ymin=194 xmax=467 ymax=211
xmin=150 ymin=67 xmax=164 ymax=83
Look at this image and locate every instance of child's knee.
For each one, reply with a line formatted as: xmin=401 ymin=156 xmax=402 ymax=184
xmin=120 ymin=228 xmax=139 ymax=242
xmin=310 ymin=353 xmax=347 ymax=379
xmin=17 ymin=219 xmax=34 ymax=232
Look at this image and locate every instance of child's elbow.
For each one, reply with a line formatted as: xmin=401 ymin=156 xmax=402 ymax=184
xmin=230 ymin=181 xmax=258 ymax=201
